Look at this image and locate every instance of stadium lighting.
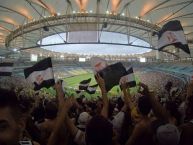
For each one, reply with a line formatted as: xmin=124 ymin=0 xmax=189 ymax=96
xmin=57 ymin=13 xmax=61 ymax=16
xmin=106 ymin=10 xmax=109 ymax=14
xmin=121 ymin=13 xmax=125 ymax=16
xmin=73 ymin=11 xmax=76 ymax=14
xmin=0 ymin=56 xmax=5 ymax=59
xmin=79 ymin=58 xmax=86 ymax=62
xmin=139 ymin=57 xmax=146 ymax=63
xmin=89 ymin=10 xmax=93 ymax=13
xmin=13 ymin=48 xmax=18 ymax=52
xmin=31 ymin=54 xmax=38 ymax=62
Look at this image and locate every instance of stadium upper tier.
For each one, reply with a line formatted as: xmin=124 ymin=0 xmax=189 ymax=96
xmin=0 ymin=0 xmax=193 ymax=60
xmin=11 ymin=60 xmax=193 ymax=83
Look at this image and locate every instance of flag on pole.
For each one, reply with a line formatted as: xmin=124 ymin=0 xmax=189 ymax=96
xmin=158 ymin=20 xmax=190 ymax=54
xmin=119 ymin=67 xmax=136 ymax=88
xmin=98 ymin=62 xmax=127 ymax=92
xmin=86 ymin=84 xmax=98 ymax=94
xmin=0 ymin=62 xmax=14 ymax=76
xmin=24 ymin=57 xmax=55 ymax=90
xmin=76 ymin=90 xmax=82 ymax=94
xmin=79 ymin=78 xmax=91 ymax=90
xmin=90 ymin=57 xmax=108 ymax=74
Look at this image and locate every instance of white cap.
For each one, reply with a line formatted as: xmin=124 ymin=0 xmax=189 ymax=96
xmin=156 ymin=123 xmax=180 ymax=145
xmin=77 ymin=112 xmax=91 ymax=129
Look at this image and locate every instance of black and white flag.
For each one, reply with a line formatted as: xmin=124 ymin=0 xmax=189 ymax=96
xmin=79 ymin=78 xmax=91 ymax=90
xmin=158 ymin=20 xmax=190 ymax=54
xmin=24 ymin=57 xmax=55 ymax=90
xmin=120 ymin=67 xmax=136 ymax=88
xmin=98 ymin=62 xmax=127 ymax=92
xmin=90 ymin=57 xmax=108 ymax=74
xmin=0 ymin=62 xmax=14 ymax=76
xmin=86 ymin=84 xmax=98 ymax=94
xmin=76 ymin=90 xmax=82 ymax=94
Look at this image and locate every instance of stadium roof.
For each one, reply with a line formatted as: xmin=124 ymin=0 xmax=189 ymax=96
xmin=0 ymin=0 xmax=193 ymax=56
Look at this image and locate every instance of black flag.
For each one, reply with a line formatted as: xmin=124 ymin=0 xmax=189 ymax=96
xmin=0 ymin=62 xmax=14 ymax=76
xmin=120 ymin=67 xmax=136 ymax=89
xmin=158 ymin=20 xmax=190 ymax=54
xmin=86 ymin=84 xmax=98 ymax=94
xmin=24 ymin=57 xmax=55 ymax=90
xmin=98 ymin=62 xmax=127 ymax=92
xmin=79 ymin=78 xmax=91 ymax=90
xmin=76 ymin=90 xmax=82 ymax=94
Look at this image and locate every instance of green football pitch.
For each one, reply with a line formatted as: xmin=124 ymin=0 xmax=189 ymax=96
xmin=42 ymin=73 xmax=140 ymax=99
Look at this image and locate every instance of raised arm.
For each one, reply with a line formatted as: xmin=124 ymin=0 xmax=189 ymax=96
xmin=47 ymin=81 xmax=76 ymax=145
xmin=121 ymin=83 xmax=134 ymax=111
xmin=54 ymin=80 xmax=65 ymax=110
xmin=139 ymin=82 xmax=169 ymax=122
xmin=47 ymin=97 xmax=75 ymax=145
xmin=95 ymin=73 xmax=109 ymax=119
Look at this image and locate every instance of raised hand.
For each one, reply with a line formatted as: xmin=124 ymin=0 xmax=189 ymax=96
xmin=54 ymin=80 xmax=63 ymax=94
xmin=138 ymin=82 xmax=150 ymax=95
xmin=64 ymin=96 xmax=76 ymax=111
xmin=95 ymin=73 xmax=107 ymax=94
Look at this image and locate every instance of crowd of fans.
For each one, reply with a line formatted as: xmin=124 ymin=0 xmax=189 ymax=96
xmin=136 ymin=71 xmax=186 ymax=102
xmin=0 ymin=71 xmax=193 ymax=145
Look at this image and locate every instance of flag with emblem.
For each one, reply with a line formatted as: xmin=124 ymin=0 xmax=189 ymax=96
xmin=0 ymin=62 xmax=14 ymax=76
xmin=120 ymin=67 xmax=136 ymax=89
xmin=98 ymin=62 xmax=127 ymax=92
xmin=86 ymin=84 xmax=98 ymax=94
xmin=158 ymin=20 xmax=190 ymax=54
xmin=24 ymin=57 xmax=55 ymax=90
xmin=79 ymin=78 xmax=91 ymax=90
xmin=90 ymin=57 xmax=108 ymax=74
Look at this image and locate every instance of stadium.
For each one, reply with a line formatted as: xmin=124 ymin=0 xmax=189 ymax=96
xmin=0 ymin=0 xmax=193 ymax=145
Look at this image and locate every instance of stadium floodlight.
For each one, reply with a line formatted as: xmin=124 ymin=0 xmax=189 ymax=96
xmin=31 ymin=54 xmax=38 ymax=62
xmin=121 ymin=13 xmax=125 ymax=16
xmin=79 ymin=58 xmax=86 ymax=62
xmin=13 ymin=48 xmax=18 ymax=52
xmin=139 ymin=57 xmax=146 ymax=63
xmin=0 ymin=56 xmax=5 ymax=59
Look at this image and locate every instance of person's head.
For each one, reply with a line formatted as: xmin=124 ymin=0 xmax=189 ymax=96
xmin=185 ymin=95 xmax=193 ymax=121
xmin=0 ymin=88 xmax=26 ymax=145
xmin=77 ymin=112 xmax=91 ymax=130
xmin=86 ymin=115 xmax=113 ymax=145
xmin=137 ymin=96 xmax=152 ymax=116
xmin=117 ymin=97 xmax=124 ymax=111
xmin=156 ymin=124 xmax=180 ymax=145
xmin=165 ymin=81 xmax=173 ymax=92
xmin=165 ymin=101 xmax=181 ymax=125
xmin=44 ymin=101 xmax=58 ymax=120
